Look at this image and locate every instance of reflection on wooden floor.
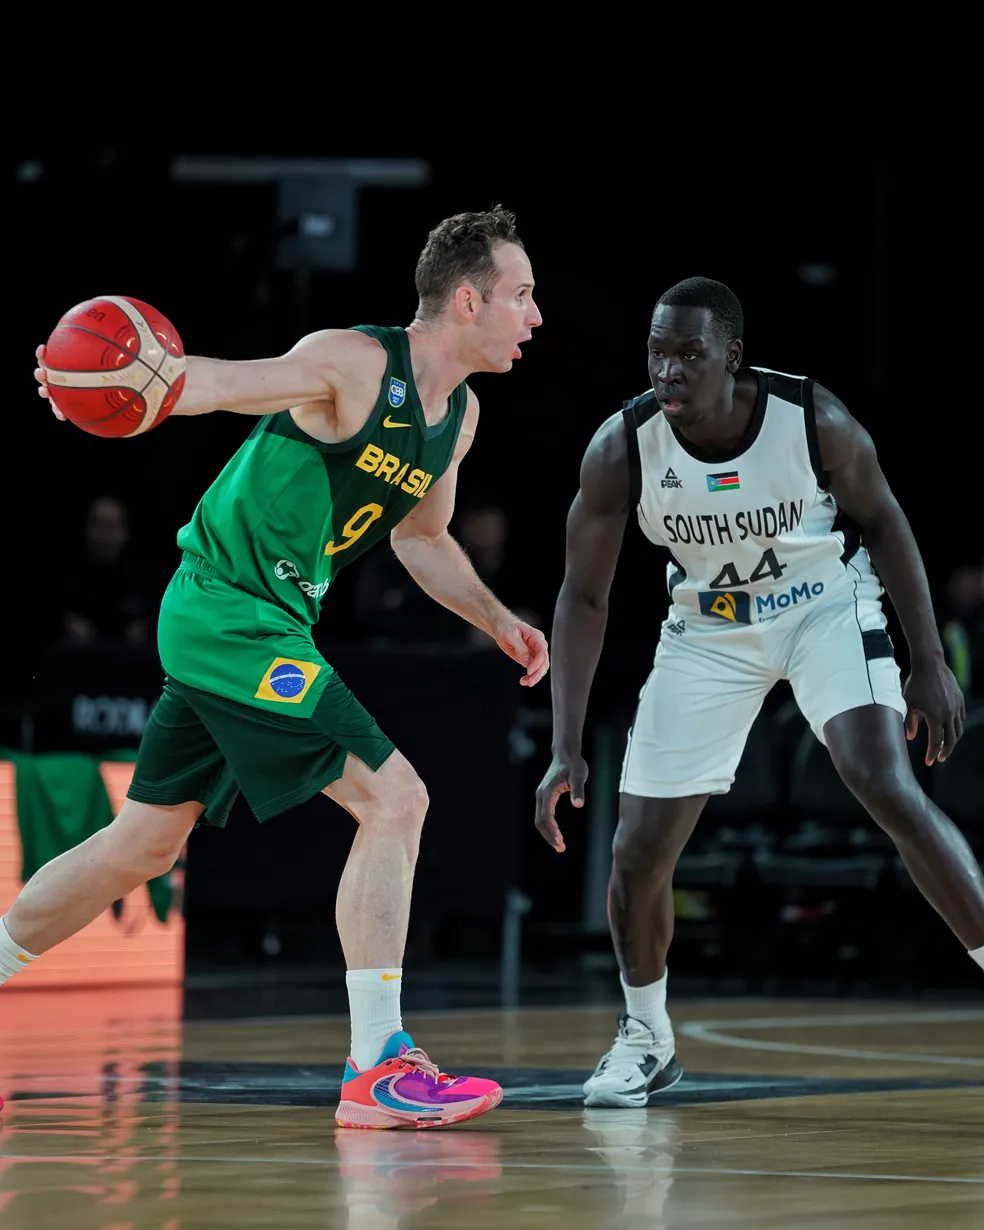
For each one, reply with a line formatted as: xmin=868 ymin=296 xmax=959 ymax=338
xmin=3 ymin=989 xmax=984 ymax=1227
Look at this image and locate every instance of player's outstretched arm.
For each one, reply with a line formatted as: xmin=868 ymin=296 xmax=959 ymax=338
xmin=390 ymin=391 xmax=549 ymax=688
xmin=534 ymin=413 xmax=631 ymax=853
xmin=170 ymin=329 xmax=371 ymax=417
xmin=36 ymin=329 xmax=375 ymax=420
xmin=816 ymin=385 xmax=964 ymax=765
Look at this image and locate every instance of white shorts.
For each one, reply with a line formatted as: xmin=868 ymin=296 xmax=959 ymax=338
xmin=619 ymin=585 xmax=907 ymax=798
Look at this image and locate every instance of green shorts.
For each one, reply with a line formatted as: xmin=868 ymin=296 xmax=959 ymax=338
xmin=127 ymin=677 xmax=395 ymax=828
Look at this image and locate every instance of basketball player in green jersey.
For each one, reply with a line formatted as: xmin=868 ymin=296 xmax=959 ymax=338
xmin=3 ymin=207 xmax=546 ymax=1131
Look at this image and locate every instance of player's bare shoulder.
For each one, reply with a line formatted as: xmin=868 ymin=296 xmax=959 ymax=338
xmin=291 ymin=327 xmax=386 ymax=389
xmin=290 ymin=328 xmax=388 ymax=443
xmin=812 ymin=381 xmax=875 ymax=471
xmin=579 ymin=410 xmax=632 ymax=514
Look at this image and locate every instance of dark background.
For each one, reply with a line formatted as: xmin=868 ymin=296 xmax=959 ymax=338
xmin=2 ymin=139 xmax=982 ymax=1000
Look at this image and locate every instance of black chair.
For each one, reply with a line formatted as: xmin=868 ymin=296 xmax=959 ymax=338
xmin=915 ymin=706 xmax=984 ymax=872
xmin=677 ymin=708 xmax=781 ymax=889
xmin=760 ymin=723 xmax=890 ymax=881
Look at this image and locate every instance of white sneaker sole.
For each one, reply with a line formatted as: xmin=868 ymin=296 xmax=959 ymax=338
xmin=583 ymin=1058 xmax=684 ymax=1108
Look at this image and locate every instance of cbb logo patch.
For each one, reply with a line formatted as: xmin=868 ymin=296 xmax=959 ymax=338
xmin=255 ymin=657 xmax=321 ymax=704
xmin=388 ymin=377 xmax=407 ymax=408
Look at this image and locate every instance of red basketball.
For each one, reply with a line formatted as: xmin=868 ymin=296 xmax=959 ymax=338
xmin=45 ymin=296 xmax=186 ymax=438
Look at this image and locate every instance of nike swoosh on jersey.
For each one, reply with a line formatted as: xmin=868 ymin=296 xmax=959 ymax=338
xmin=383 ymin=415 xmax=411 ymax=428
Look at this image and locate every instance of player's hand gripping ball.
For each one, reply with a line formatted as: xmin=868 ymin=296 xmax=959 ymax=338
xmin=44 ymin=296 xmax=185 ymax=437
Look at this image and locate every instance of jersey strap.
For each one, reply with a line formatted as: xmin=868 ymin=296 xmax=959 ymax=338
xmin=801 ymin=377 xmax=825 ymax=489
xmin=621 ymin=389 xmax=658 ymax=510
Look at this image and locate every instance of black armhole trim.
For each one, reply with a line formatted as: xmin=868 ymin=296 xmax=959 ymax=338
xmin=862 ymin=629 xmax=894 ymax=662
xmin=832 ymin=508 xmax=863 ymax=564
xmin=802 ymin=378 xmax=828 ymax=491
xmin=622 ymin=406 xmax=642 ymax=511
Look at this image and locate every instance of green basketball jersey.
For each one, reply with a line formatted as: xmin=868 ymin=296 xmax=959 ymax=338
xmin=175 ymin=325 xmax=468 ymax=625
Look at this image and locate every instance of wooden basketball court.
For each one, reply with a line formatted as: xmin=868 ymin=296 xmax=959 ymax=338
xmin=3 ymin=990 xmax=984 ymax=1226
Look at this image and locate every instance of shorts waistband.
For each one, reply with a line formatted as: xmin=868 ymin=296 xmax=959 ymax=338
xmin=177 ymin=553 xmax=310 ymax=623
xmin=178 ymin=553 xmax=255 ymax=599
xmin=180 ymin=551 xmax=225 ymax=579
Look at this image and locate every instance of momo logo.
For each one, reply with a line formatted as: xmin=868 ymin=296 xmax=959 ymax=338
xmin=255 ymin=657 xmax=321 ymax=704
xmin=272 ymin=559 xmax=330 ymax=600
xmin=698 ymin=590 xmax=751 ymax=624
xmin=756 ymin=580 xmax=825 ymax=616
xmin=388 ymin=377 xmax=407 ymax=408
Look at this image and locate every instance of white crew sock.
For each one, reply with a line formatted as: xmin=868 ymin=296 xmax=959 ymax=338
xmin=621 ymin=970 xmax=672 ymax=1039
xmin=346 ymin=968 xmax=404 ymax=1071
xmin=0 ymin=916 xmax=39 ymax=986
xmin=969 ymin=945 xmax=984 ymax=973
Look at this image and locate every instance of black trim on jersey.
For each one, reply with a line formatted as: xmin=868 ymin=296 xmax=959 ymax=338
xmin=668 ymin=367 xmax=768 ymax=463
xmin=862 ymin=629 xmax=894 ymax=662
xmin=759 ymin=369 xmax=804 ymax=405
xmin=833 ymin=508 xmax=863 ymax=564
xmin=667 ymin=558 xmax=686 ymax=598
xmin=801 ymin=377 xmax=828 ymax=490
xmin=622 ymin=388 xmax=661 ymax=427
xmin=850 ymin=570 xmax=876 ymax=703
xmin=621 ymin=393 xmax=655 ymax=511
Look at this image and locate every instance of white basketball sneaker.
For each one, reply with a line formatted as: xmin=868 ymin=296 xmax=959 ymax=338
xmin=583 ymin=1014 xmax=683 ymax=1108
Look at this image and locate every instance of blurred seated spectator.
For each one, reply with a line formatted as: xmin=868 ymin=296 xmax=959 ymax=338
xmin=351 ymin=499 xmax=538 ymax=649
xmin=54 ymin=496 xmax=156 ymax=647
xmin=453 ymin=502 xmax=540 ymax=650
xmin=940 ymin=559 xmax=984 ymax=695
xmin=350 ymin=543 xmax=458 ymax=645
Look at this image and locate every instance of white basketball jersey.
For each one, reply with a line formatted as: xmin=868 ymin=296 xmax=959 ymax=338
xmin=625 ymin=368 xmax=882 ymax=625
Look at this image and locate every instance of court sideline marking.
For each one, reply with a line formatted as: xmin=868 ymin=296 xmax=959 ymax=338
xmin=1 ymin=1153 xmax=983 ymax=1185
xmin=680 ymin=1008 xmax=984 ymax=1066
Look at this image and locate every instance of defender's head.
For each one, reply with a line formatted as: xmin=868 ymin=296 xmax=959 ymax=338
xmin=414 ymin=206 xmax=542 ymax=372
xmin=649 ymin=277 xmax=744 ymax=426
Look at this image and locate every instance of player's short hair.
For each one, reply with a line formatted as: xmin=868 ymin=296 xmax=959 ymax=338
xmin=655 ymin=277 xmax=744 ymax=344
xmin=415 ymin=206 xmax=523 ymax=320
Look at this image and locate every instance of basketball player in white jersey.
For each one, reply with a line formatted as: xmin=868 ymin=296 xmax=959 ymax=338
xmin=535 ymin=278 xmax=984 ymax=1107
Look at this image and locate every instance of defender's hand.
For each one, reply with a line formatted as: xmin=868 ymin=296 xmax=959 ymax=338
xmin=904 ymin=658 xmax=966 ymax=765
xmin=534 ymin=753 xmax=588 ymax=853
xmin=35 ymin=344 xmax=65 ymax=420
xmin=493 ymin=620 xmax=549 ymax=687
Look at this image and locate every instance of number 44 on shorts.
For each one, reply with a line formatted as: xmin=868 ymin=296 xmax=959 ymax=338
xmin=709 ymin=548 xmax=787 ymax=590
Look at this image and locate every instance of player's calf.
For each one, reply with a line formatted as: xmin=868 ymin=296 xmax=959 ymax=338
xmin=608 ymin=795 xmax=705 ymax=985
xmin=1 ymin=799 xmax=198 ymax=969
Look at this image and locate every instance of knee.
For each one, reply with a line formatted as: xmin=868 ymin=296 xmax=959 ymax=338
xmin=834 ymin=755 xmax=923 ymax=831
xmin=106 ymin=829 xmax=182 ymax=883
xmin=365 ymin=765 xmax=429 ymax=833
xmin=611 ymin=816 xmax=675 ymax=881
xmin=141 ymin=845 xmax=183 ymax=880
xmin=104 ymin=802 xmax=191 ymax=882
xmin=610 ymin=796 xmax=705 ymax=883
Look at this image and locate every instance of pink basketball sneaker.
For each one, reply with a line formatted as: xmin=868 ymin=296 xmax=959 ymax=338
xmin=335 ymin=1031 xmax=502 ymax=1129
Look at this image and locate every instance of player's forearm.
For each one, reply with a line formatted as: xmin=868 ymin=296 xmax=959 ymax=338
xmin=550 ymin=581 xmax=608 ymax=756
xmin=167 ymin=356 xmax=220 ymax=416
xmin=172 ymin=355 xmax=323 ymax=417
xmin=392 ymin=530 xmax=512 ymax=635
xmin=864 ymin=507 xmax=945 ymax=663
